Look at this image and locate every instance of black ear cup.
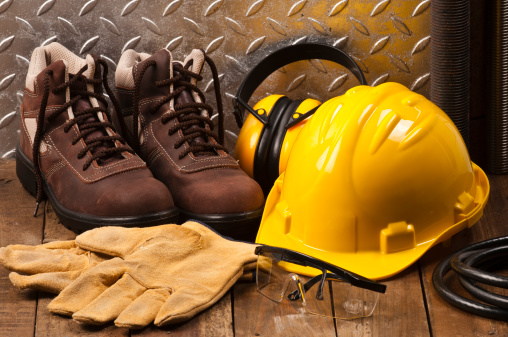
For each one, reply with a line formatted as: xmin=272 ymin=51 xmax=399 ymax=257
xmin=265 ymin=100 xmax=303 ymax=190
xmin=253 ymin=96 xmax=292 ymax=195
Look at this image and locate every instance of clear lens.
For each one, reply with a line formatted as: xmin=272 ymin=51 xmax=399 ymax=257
xmin=304 ymin=278 xmax=379 ymax=319
xmin=256 ymin=252 xmax=321 ymax=302
xmin=256 ymin=252 xmax=291 ymax=302
xmin=256 ymin=251 xmax=379 ymax=320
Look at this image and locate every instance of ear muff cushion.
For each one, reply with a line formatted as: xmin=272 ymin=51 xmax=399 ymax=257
xmin=267 ymin=100 xmax=304 ymax=186
xmin=254 ymin=96 xmax=291 ymax=194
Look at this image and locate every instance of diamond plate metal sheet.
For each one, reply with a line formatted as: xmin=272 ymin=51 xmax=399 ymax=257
xmin=0 ymin=0 xmax=431 ymax=157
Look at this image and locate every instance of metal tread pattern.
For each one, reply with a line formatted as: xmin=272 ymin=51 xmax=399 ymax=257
xmin=0 ymin=0 xmax=431 ymax=157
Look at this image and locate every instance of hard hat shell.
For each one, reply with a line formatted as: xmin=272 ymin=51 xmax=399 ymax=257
xmin=256 ymin=82 xmax=490 ymax=280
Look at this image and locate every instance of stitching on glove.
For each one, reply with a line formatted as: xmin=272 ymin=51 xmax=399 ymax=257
xmin=125 ymin=271 xmax=174 ymax=294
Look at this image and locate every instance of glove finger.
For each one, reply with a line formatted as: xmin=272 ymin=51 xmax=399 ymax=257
xmin=72 ymin=273 xmax=146 ymax=325
xmin=154 ymin=287 xmax=218 ymax=326
xmin=0 ymin=245 xmax=88 ymax=274
xmin=9 ymin=270 xmax=83 ymax=293
xmin=36 ymin=240 xmax=78 ymax=250
xmin=5 ymin=240 xmax=76 ymax=251
xmin=48 ymin=258 xmax=126 ymax=316
xmin=114 ymin=288 xmax=171 ymax=329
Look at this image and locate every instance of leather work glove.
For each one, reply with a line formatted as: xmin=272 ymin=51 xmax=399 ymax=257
xmin=0 ymin=240 xmax=112 ymax=293
xmin=45 ymin=221 xmax=257 ymax=328
xmin=0 ymin=224 xmax=203 ymax=293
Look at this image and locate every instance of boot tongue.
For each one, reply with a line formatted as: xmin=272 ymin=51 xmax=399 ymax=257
xmin=135 ymin=49 xmax=218 ymax=157
xmin=69 ymin=55 xmax=121 ymax=165
xmin=173 ymin=50 xmax=216 ymax=156
xmin=135 ymin=49 xmax=172 ymax=99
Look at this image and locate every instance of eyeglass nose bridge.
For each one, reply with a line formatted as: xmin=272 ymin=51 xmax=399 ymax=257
xmin=288 ymin=268 xmax=329 ymax=303
xmin=286 ymin=274 xmax=307 ymax=306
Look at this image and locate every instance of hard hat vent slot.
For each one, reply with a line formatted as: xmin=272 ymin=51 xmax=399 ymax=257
xmin=454 ymin=191 xmax=475 ymax=222
xmin=380 ymin=222 xmax=416 ymax=254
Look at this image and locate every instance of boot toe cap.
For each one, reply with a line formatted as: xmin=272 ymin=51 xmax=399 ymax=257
xmin=96 ymin=175 xmax=175 ymax=217
xmin=175 ymin=169 xmax=265 ymax=215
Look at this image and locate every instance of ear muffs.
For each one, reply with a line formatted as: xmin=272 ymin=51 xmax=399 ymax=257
xmin=233 ymin=43 xmax=367 ymax=195
xmin=253 ymin=96 xmax=292 ymax=193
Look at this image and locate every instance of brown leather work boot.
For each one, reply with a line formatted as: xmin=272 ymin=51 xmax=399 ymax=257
xmin=17 ymin=43 xmax=178 ymax=232
xmin=115 ymin=48 xmax=264 ymax=238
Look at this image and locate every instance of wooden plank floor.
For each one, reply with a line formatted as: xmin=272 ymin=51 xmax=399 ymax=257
xmin=0 ymin=158 xmax=507 ymax=337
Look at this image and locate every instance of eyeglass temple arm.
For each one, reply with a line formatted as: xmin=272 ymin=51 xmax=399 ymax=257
xmin=328 ymin=267 xmax=387 ymax=293
xmin=255 ymin=245 xmax=387 ymax=294
xmin=317 ymin=268 xmax=327 ymax=300
xmin=302 ymin=269 xmax=386 ymax=294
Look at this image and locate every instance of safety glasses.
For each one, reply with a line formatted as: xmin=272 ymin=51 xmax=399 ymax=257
xmin=255 ymin=245 xmax=386 ymax=320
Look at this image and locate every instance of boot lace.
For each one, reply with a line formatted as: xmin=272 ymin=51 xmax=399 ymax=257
xmin=131 ymin=53 xmax=226 ymax=158
xmin=32 ymin=59 xmax=134 ymax=216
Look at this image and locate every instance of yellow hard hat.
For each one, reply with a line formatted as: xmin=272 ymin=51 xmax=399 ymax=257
xmin=256 ymin=82 xmax=490 ymax=280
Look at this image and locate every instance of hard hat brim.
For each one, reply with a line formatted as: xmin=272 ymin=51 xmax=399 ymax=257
xmin=256 ymin=163 xmax=490 ymax=280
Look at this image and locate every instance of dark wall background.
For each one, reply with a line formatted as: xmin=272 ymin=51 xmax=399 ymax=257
xmin=469 ymin=0 xmax=488 ymax=168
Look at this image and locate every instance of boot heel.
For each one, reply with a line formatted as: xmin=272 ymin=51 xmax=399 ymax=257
xmin=15 ymin=145 xmax=38 ymax=197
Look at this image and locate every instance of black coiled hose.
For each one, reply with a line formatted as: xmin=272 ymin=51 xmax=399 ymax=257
xmin=432 ymin=236 xmax=508 ymax=321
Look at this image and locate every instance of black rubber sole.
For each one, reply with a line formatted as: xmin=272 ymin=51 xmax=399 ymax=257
xmin=16 ymin=145 xmax=180 ymax=233
xmin=179 ymin=208 xmax=263 ymax=242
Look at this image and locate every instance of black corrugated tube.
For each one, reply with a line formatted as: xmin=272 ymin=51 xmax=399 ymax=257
xmin=431 ymin=0 xmax=470 ymax=148
xmin=488 ymin=0 xmax=508 ymax=174
xmin=433 ymin=236 xmax=508 ymax=321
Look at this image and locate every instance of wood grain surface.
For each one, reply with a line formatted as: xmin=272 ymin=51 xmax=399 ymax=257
xmin=0 ymin=160 xmax=44 ymax=337
xmin=360 ymin=264 xmax=430 ymax=337
xmin=1 ymin=159 xmax=508 ymax=337
xmin=234 ymin=281 xmax=337 ymax=336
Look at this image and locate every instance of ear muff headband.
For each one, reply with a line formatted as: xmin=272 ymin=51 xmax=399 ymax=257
xmin=233 ymin=42 xmax=368 ymax=128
